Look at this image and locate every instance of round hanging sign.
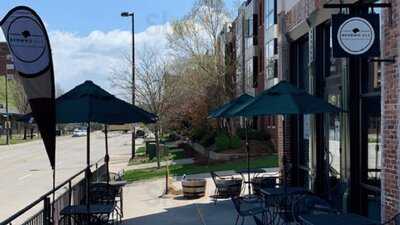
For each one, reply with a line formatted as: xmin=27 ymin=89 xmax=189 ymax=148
xmin=337 ymin=17 xmax=375 ymax=55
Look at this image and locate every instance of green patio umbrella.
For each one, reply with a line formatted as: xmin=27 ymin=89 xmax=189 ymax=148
xmin=56 ymin=80 xmax=157 ymax=207
xmin=208 ymin=94 xmax=254 ymax=118
xmin=234 ymin=80 xmax=342 ymax=189
xmin=209 ymin=94 xmax=255 ymax=194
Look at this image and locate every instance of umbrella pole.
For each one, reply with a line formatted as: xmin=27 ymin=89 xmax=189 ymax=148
xmin=282 ymin=116 xmax=287 ymax=185
xmin=245 ymin=118 xmax=250 ymax=195
xmin=86 ymin=122 xmax=91 ymax=209
xmin=51 ymin=168 xmax=56 ymax=224
xmin=105 ymin=125 xmax=110 ymax=184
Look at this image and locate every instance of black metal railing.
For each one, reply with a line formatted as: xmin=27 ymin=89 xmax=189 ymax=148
xmin=1 ymin=159 xmax=107 ymax=225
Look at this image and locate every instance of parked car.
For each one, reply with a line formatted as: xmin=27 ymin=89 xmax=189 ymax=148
xmin=72 ymin=128 xmax=87 ymax=137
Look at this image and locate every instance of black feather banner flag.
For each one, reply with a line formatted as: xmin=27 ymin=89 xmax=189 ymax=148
xmin=1 ymin=6 xmax=56 ymax=169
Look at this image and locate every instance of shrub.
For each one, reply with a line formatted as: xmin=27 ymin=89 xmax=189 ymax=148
xmin=190 ymin=127 xmax=208 ymax=142
xmin=200 ymin=132 xmax=216 ymax=147
xmin=230 ymin=135 xmax=241 ymax=149
xmin=215 ymin=133 xmax=231 ymax=152
xmin=237 ymin=128 xmax=267 ymax=141
xmin=215 ymin=133 xmax=242 ymax=152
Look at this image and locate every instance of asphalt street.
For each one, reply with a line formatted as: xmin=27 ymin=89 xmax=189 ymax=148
xmin=0 ymin=132 xmax=136 ymax=222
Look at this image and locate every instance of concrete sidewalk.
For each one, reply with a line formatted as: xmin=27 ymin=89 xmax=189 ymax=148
xmin=121 ymin=176 xmax=260 ymax=225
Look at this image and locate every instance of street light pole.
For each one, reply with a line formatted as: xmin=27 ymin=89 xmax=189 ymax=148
xmin=5 ymin=74 xmax=9 ymax=145
xmin=121 ymin=11 xmax=136 ymax=159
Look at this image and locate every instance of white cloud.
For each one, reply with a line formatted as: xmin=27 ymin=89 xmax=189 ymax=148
xmin=50 ymin=23 xmax=172 ymax=93
xmin=0 ymin=22 xmax=172 ymax=93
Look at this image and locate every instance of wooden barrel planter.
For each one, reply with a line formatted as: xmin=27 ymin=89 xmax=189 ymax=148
xmin=182 ymin=178 xmax=207 ymax=199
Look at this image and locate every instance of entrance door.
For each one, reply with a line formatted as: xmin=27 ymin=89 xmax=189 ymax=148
xmin=290 ymin=35 xmax=311 ymax=189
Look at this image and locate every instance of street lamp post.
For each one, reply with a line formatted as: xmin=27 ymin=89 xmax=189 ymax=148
xmin=121 ymin=11 xmax=136 ymax=159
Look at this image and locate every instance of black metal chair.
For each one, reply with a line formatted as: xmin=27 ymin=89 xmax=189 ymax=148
xmin=382 ymin=213 xmax=400 ymax=225
xmin=210 ymin=172 xmax=243 ymax=204
xmin=88 ymin=183 xmax=121 ymax=224
xmin=252 ymin=176 xmax=279 ymax=196
xmin=231 ymin=196 xmax=266 ymax=225
xmin=292 ymin=194 xmax=337 ymax=225
xmin=89 ymin=183 xmax=118 ymax=204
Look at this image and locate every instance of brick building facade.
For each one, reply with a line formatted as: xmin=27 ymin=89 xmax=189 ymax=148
xmin=277 ymin=0 xmax=394 ymax=221
xmin=381 ymin=0 xmax=400 ymax=221
xmin=219 ymin=0 xmax=399 ymax=222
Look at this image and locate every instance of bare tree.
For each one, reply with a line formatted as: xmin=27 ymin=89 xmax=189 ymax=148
xmin=166 ymin=0 xmax=236 ymax=130
xmin=110 ymin=45 xmax=181 ymax=168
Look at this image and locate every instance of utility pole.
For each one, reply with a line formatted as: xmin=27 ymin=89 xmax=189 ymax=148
xmin=121 ymin=11 xmax=136 ymax=159
xmin=5 ymin=74 xmax=9 ymax=145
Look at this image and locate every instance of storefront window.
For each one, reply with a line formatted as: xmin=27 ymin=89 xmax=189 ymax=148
xmin=324 ymin=23 xmax=345 ymax=180
xmin=327 ymin=92 xmax=341 ymax=178
xmin=363 ymin=62 xmax=381 ymax=93
xmin=366 ymin=113 xmax=381 ymax=186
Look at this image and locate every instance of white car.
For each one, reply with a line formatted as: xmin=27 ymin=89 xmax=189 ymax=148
xmin=72 ymin=129 xmax=87 ymax=137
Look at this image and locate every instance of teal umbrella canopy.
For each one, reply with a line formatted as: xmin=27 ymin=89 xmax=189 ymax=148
xmin=56 ymin=80 xmax=157 ymax=124
xmin=234 ymin=81 xmax=342 ymax=117
xmin=209 ymin=94 xmax=254 ymax=118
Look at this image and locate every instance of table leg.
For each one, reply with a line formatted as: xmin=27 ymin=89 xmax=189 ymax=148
xmin=120 ymin=188 xmax=124 ymax=218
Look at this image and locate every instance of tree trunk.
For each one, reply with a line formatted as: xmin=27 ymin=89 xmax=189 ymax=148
xmin=155 ymin=126 xmax=161 ymax=169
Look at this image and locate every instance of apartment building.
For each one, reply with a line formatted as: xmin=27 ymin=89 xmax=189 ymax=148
xmin=217 ymin=22 xmax=236 ymax=100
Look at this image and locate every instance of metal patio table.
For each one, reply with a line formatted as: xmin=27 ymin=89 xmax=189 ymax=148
xmin=259 ymin=187 xmax=308 ymax=225
xmin=60 ymin=204 xmax=115 ymax=225
xmin=235 ymin=168 xmax=266 ymax=194
xmin=299 ymin=213 xmax=379 ymax=225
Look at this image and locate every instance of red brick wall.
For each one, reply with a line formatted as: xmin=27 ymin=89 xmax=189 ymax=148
xmin=382 ymin=0 xmax=400 ymax=222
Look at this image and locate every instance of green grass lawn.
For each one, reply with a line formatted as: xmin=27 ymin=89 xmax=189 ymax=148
xmin=129 ymin=147 xmax=187 ymax=165
xmin=124 ymin=154 xmax=278 ymax=182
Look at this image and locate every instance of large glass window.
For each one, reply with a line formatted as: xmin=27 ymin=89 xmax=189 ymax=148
xmin=327 ymin=91 xmax=341 ymax=177
xmin=291 ymin=35 xmax=311 ymax=188
xmin=266 ymin=39 xmax=277 ymax=79
xmin=363 ymin=62 xmax=381 ymax=93
xmin=323 ymin=23 xmax=345 ymax=180
xmin=265 ymin=0 xmax=276 ymax=28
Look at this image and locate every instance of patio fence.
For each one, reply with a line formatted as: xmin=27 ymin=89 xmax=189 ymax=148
xmin=1 ymin=159 xmax=107 ymax=225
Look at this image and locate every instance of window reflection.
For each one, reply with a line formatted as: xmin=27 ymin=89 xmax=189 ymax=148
xmin=328 ymin=93 xmax=341 ymax=178
xmin=363 ymin=62 xmax=381 ymax=93
xmin=367 ymin=114 xmax=381 ymax=186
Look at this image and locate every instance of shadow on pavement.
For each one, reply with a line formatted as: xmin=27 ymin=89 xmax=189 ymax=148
xmin=121 ymin=199 xmax=257 ymax=225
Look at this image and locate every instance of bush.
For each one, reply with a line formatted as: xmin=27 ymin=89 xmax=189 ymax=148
xmin=215 ymin=133 xmax=242 ymax=152
xmin=200 ymin=131 xmax=216 ymax=147
xmin=190 ymin=127 xmax=208 ymax=142
xmin=237 ymin=128 xmax=267 ymax=141
xmin=230 ymin=135 xmax=241 ymax=149
xmin=215 ymin=133 xmax=231 ymax=152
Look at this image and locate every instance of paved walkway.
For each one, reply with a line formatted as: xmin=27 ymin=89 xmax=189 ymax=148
xmin=125 ymin=158 xmax=194 ymax=170
xmin=121 ymin=175 xmax=260 ymax=225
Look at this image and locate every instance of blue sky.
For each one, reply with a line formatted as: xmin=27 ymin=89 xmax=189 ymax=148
xmin=0 ymin=0 xmax=237 ymax=94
